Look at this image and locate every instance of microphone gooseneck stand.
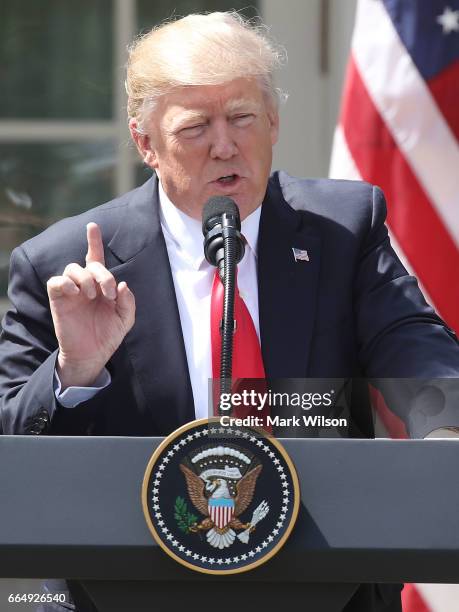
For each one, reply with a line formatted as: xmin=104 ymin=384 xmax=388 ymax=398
xmin=202 ymin=197 xmax=245 ymax=417
xmin=219 ymin=221 xmax=238 ymax=416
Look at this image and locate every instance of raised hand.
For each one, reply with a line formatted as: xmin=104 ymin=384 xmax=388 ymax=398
xmin=47 ymin=223 xmax=135 ymax=390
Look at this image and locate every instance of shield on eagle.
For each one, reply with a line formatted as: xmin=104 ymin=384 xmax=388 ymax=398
xmin=208 ymin=498 xmax=235 ymax=529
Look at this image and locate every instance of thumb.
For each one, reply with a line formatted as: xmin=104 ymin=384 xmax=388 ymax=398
xmin=116 ymin=282 xmax=136 ymax=331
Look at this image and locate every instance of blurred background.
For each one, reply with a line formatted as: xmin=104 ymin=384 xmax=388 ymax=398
xmin=0 ymin=0 xmax=356 ymax=317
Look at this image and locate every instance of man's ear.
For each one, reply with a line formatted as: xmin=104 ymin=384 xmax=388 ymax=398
xmin=129 ymin=119 xmax=158 ymax=168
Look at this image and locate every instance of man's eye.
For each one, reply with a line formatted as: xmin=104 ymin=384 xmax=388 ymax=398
xmin=232 ymin=114 xmax=254 ymax=126
xmin=180 ymin=124 xmax=205 ymax=137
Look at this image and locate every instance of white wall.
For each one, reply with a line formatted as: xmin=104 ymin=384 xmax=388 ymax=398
xmin=261 ymin=0 xmax=357 ymax=177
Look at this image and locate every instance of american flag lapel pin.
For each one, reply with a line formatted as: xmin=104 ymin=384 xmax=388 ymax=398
xmin=292 ymin=247 xmax=310 ymax=262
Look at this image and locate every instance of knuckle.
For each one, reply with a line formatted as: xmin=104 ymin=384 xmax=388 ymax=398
xmin=81 ymin=273 xmax=95 ymax=288
xmin=103 ymin=277 xmax=116 ymax=290
xmin=105 ymin=272 xmax=116 ymax=286
xmin=86 ymin=260 xmax=99 ymax=272
xmin=87 ymin=261 xmax=110 ymax=278
xmin=46 ymin=276 xmax=63 ymax=296
xmin=63 ymin=262 xmax=80 ymax=276
xmin=85 ymin=267 xmax=99 ymax=282
xmin=47 ymin=276 xmax=62 ymax=288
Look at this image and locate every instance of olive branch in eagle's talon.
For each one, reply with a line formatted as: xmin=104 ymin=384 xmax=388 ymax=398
xmin=174 ymin=496 xmax=198 ymax=533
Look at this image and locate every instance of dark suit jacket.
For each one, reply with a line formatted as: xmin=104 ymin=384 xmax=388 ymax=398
xmin=1 ymin=171 xmax=458 ymax=438
xmin=1 ymin=171 xmax=459 ymax=611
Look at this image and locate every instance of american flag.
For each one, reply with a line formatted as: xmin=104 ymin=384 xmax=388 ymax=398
xmin=292 ymin=247 xmax=310 ymax=262
xmin=330 ymin=1 xmax=459 ymax=610
xmin=330 ymin=0 xmax=459 ymax=335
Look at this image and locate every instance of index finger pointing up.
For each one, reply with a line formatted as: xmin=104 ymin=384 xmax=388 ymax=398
xmin=86 ymin=222 xmax=105 ymax=266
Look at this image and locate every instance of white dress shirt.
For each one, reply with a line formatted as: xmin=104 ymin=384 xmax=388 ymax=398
xmin=55 ymin=179 xmax=261 ymax=420
xmin=158 ymin=182 xmax=261 ymax=419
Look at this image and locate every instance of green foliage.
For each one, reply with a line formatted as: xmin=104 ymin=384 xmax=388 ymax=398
xmin=174 ymin=496 xmax=198 ymax=533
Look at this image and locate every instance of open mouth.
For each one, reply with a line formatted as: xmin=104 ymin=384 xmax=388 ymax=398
xmin=216 ymin=174 xmax=238 ymax=185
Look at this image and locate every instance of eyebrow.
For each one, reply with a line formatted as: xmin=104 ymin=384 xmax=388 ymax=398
xmin=225 ymin=99 xmax=261 ymax=114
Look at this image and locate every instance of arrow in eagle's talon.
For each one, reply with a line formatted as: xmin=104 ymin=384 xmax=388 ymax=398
xmin=237 ymin=500 xmax=270 ymax=543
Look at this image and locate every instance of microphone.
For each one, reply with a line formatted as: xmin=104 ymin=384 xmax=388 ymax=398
xmin=202 ymin=196 xmax=245 ymax=415
xmin=202 ymin=196 xmax=245 ymax=280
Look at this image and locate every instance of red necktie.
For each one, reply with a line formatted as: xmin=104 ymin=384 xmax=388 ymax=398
xmin=211 ymin=269 xmax=271 ymax=430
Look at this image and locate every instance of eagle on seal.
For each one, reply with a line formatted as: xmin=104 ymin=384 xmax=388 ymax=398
xmin=179 ymin=463 xmax=263 ymax=549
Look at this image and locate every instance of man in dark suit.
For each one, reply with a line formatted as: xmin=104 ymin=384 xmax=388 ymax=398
xmin=1 ymin=10 xmax=459 ymax=612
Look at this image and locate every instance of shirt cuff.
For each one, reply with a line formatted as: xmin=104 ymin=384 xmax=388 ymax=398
xmin=53 ymin=367 xmax=111 ymax=408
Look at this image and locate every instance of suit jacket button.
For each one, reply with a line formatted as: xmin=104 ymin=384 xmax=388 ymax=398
xmin=39 ymin=408 xmax=50 ymax=420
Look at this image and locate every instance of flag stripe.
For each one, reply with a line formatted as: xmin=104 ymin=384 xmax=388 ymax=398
xmin=352 ymin=0 xmax=459 ymax=247
xmin=401 ymin=583 xmax=432 ymax=612
xmin=416 ymin=584 xmax=459 ymax=611
xmin=370 ymin=386 xmax=408 ymax=439
xmin=210 ymin=503 xmax=233 ymax=528
xmin=330 ymin=125 xmax=436 ymax=308
xmin=340 ymin=57 xmax=459 ymax=330
xmin=428 ymin=59 xmax=459 ymax=141
xmin=329 ymin=125 xmax=361 ymax=181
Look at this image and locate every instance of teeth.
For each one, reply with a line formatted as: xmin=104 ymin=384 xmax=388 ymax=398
xmin=219 ymin=175 xmax=235 ymax=183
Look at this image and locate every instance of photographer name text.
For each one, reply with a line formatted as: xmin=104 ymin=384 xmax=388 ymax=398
xmin=219 ymin=415 xmax=348 ymax=428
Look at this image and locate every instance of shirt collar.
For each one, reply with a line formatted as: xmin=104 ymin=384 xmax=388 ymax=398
xmin=241 ymin=204 xmax=261 ymax=258
xmin=159 ymin=180 xmax=205 ymax=270
xmin=158 ymin=178 xmax=261 ymax=270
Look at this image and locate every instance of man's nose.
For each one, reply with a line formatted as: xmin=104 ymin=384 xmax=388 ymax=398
xmin=209 ymin=122 xmax=238 ymax=160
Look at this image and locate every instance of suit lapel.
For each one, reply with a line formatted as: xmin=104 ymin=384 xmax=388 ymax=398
xmin=107 ymin=176 xmax=195 ymax=434
xmin=102 ymin=172 xmax=321 ymax=428
xmin=258 ymin=176 xmax=321 ymax=378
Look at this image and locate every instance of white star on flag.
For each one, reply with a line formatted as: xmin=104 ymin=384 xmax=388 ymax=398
xmin=436 ymin=6 xmax=459 ymax=34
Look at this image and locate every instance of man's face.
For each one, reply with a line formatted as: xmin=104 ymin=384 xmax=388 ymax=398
xmin=131 ymin=78 xmax=279 ymax=220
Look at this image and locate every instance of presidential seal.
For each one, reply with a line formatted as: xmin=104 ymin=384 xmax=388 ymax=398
xmin=142 ymin=418 xmax=300 ymax=574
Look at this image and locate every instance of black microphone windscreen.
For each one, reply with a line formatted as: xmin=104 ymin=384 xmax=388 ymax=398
xmin=202 ymin=196 xmax=239 ymax=235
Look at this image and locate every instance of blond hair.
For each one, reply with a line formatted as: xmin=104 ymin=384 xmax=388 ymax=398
xmin=126 ymin=11 xmax=287 ymax=131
